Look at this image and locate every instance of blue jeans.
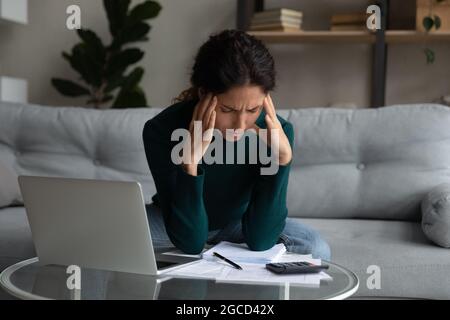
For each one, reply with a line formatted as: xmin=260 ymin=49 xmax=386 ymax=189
xmin=145 ymin=203 xmax=331 ymax=261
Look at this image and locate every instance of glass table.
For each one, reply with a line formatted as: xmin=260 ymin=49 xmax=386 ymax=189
xmin=1 ymin=257 xmax=358 ymax=300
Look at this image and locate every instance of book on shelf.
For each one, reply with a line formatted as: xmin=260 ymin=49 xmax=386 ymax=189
xmin=329 ymin=11 xmax=372 ymax=32
xmin=330 ymin=12 xmax=367 ymax=25
xmin=250 ymin=21 xmax=301 ymax=30
xmin=253 ymin=7 xmax=303 ymax=20
xmin=251 ymin=14 xmax=302 ymax=26
xmin=249 ymin=26 xmax=302 ymax=32
xmin=250 ymin=8 xmax=303 ymax=32
xmin=250 ymin=24 xmax=302 ymax=32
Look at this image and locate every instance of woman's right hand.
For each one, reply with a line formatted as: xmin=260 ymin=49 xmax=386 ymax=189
xmin=182 ymin=92 xmax=217 ymax=176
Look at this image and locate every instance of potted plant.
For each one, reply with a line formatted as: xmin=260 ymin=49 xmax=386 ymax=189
xmin=52 ymin=0 xmax=161 ymax=108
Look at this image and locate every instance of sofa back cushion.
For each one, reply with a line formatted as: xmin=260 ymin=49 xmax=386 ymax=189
xmin=2 ymin=102 xmax=450 ymax=221
xmin=281 ymin=104 xmax=450 ymax=221
xmin=0 ymin=102 xmax=161 ymax=204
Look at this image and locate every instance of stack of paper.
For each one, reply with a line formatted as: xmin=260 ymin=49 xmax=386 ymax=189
xmin=202 ymin=241 xmax=286 ymax=264
xmin=165 ymin=241 xmax=332 ymax=286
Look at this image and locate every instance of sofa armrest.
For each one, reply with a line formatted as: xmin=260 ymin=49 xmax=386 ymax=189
xmin=421 ymin=183 xmax=450 ymax=248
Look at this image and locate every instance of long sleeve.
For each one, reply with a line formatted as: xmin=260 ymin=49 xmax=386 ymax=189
xmin=142 ymin=119 xmax=209 ymax=254
xmin=241 ymin=121 xmax=295 ymax=251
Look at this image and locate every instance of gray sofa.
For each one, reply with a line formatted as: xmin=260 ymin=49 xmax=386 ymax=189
xmin=1 ymin=101 xmax=450 ymax=299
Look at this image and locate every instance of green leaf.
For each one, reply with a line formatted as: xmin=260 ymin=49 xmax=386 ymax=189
xmin=128 ymin=1 xmax=162 ymax=23
xmin=112 ymin=68 xmax=146 ymax=108
xmin=434 ymin=15 xmax=441 ymax=30
xmin=113 ymin=86 xmax=147 ymax=108
xmin=76 ymin=29 xmax=106 ymax=63
xmin=103 ymin=0 xmax=131 ymax=37
xmin=111 ymin=22 xmax=151 ymax=49
xmin=51 ymin=78 xmax=91 ymax=97
xmin=64 ymin=45 xmax=89 ymax=84
xmin=104 ymin=74 xmax=125 ymax=93
xmin=423 ymin=16 xmax=434 ymax=32
xmin=69 ymin=43 xmax=103 ymax=86
xmin=424 ymin=48 xmax=435 ymax=64
xmin=105 ymin=48 xmax=144 ymax=76
xmin=121 ymin=67 xmax=145 ymax=92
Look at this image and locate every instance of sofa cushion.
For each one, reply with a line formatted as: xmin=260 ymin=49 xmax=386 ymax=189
xmin=0 ymin=160 xmax=22 ymax=208
xmin=0 ymin=102 xmax=161 ymax=204
xmin=421 ymin=183 xmax=450 ymax=248
xmin=284 ymin=104 xmax=450 ymax=221
xmin=301 ymin=217 xmax=450 ymax=299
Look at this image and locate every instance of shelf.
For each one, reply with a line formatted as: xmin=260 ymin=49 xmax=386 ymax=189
xmin=386 ymin=30 xmax=450 ymax=43
xmin=238 ymin=0 xmax=448 ymax=108
xmin=247 ymin=30 xmax=450 ymax=44
xmin=247 ymin=30 xmax=376 ymax=44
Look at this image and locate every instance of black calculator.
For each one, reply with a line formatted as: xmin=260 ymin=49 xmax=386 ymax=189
xmin=265 ymin=261 xmax=329 ymax=274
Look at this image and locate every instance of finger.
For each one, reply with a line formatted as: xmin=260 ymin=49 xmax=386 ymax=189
xmin=190 ymin=98 xmax=202 ymax=131
xmin=266 ymin=94 xmax=278 ymax=120
xmin=265 ymin=114 xmax=276 ymax=129
xmin=203 ymin=96 xmax=217 ymax=128
xmin=197 ymin=92 xmax=213 ymax=121
xmin=263 ymin=95 xmax=276 ymax=121
xmin=204 ymin=111 xmax=216 ymax=142
xmin=207 ymin=110 xmax=216 ymax=130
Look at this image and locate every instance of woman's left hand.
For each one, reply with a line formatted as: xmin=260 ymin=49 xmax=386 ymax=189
xmin=252 ymin=93 xmax=293 ymax=166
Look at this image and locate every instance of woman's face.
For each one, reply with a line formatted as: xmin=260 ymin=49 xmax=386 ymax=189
xmin=200 ymin=85 xmax=266 ymax=141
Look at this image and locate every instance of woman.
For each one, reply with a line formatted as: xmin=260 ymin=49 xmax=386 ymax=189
xmin=142 ymin=29 xmax=331 ymax=260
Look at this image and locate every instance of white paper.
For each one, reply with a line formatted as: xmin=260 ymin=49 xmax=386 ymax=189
xmin=165 ymin=259 xmax=232 ymax=279
xmin=202 ymin=241 xmax=286 ymax=264
xmin=215 ymin=262 xmax=332 ymax=286
xmin=166 ymin=258 xmax=332 ymax=285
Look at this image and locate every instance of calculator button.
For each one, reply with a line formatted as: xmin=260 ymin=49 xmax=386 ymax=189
xmin=272 ymin=263 xmax=282 ymax=267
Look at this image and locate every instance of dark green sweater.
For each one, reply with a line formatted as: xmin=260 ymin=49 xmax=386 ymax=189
xmin=142 ymin=98 xmax=294 ymax=254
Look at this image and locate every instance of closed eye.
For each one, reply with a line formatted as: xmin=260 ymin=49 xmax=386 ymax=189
xmin=247 ymin=107 xmax=260 ymax=113
xmin=220 ymin=107 xmax=234 ymax=113
xmin=220 ymin=105 xmax=261 ymax=113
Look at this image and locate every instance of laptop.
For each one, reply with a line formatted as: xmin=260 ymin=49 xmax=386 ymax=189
xmin=18 ymin=175 xmax=201 ymax=275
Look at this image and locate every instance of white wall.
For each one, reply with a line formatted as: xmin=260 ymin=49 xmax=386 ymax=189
xmin=0 ymin=0 xmax=236 ymax=108
xmin=0 ymin=0 xmax=449 ymax=109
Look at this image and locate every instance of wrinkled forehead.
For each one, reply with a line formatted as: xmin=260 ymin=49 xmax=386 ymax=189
xmin=216 ymin=85 xmax=266 ymax=110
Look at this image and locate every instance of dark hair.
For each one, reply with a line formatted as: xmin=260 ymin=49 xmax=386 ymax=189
xmin=173 ymin=29 xmax=276 ymax=104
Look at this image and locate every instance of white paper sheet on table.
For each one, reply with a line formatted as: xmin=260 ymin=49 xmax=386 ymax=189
xmin=215 ymin=262 xmax=332 ymax=286
xmin=202 ymin=241 xmax=287 ymax=264
xmin=166 ymin=252 xmax=332 ymax=286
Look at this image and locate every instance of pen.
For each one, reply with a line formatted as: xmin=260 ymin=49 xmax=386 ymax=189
xmin=213 ymin=252 xmax=243 ymax=270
